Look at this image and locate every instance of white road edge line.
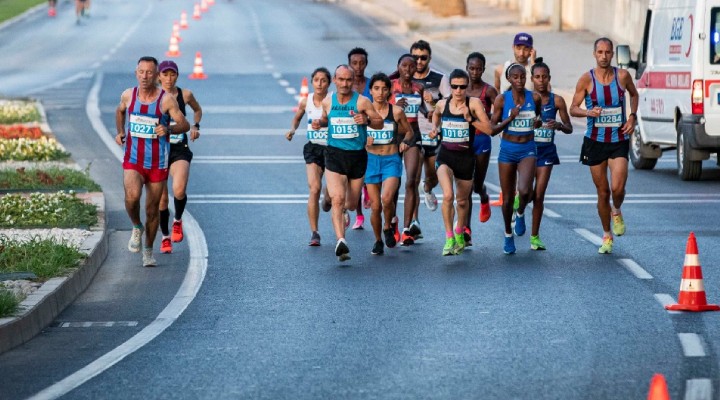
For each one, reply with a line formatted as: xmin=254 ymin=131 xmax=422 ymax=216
xmin=573 ymin=228 xmax=603 ymax=246
xmin=684 ymin=378 xmax=712 ymax=400
xmin=677 ymin=333 xmax=707 ymax=357
xmin=654 ymin=294 xmax=681 ymax=314
xmin=617 ymin=259 xmax=653 ymax=280
xmin=28 ymin=72 xmax=209 ymax=400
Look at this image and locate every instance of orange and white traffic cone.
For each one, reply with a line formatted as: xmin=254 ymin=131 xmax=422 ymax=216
xmin=166 ymin=35 xmax=181 ymax=58
xmin=293 ymin=77 xmax=309 ymax=112
xmin=666 ymin=232 xmax=720 ymax=312
xmin=489 ymin=191 xmax=503 ymax=206
xmin=200 ymin=0 xmax=209 ymax=12
xmin=647 ymin=374 xmax=670 ymax=400
xmin=180 ymin=11 xmax=189 ymax=29
xmin=188 ymin=52 xmax=208 ymax=80
xmin=172 ymin=21 xmax=182 ymax=42
xmin=192 ymin=3 xmax=201 ymax=20
xmin=207 ymin=0 xmax=215 ymax=5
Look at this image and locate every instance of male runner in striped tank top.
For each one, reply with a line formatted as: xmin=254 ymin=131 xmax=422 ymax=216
xmin=570 ymin=38 xmax=638 ymax=254
xmin=115 ymin=56 xmax=190 ymax=267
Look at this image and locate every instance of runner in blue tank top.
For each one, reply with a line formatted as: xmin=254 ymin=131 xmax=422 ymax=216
xmin=490 ymin=63 xmax=542 ymax=255
xmin=570 ymin=38 xmax=638 ymax=255
xmin=312 ymin=65 xmax=384 ymax=261
xmin=348 ymin=47 xmax=371 ymax=230
xmin=529 ymin=59 xmax=572 ymax=251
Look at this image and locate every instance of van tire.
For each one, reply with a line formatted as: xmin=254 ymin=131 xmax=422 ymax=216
xmin=629 ymin=127 xmax=657 ymax=170
xmin=677 ymin=128 xmax=702 ymax=181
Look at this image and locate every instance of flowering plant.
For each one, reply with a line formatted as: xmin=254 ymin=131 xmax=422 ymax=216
xmin=0 ymin=137 xmax=69 ymax=161
xmin=0 ymin=191 xmax=97 ymax=228
xmin=0 ymin=125 xmax=43 ymax=140
xmin=0 ymin=101 xmax=41 ymax=124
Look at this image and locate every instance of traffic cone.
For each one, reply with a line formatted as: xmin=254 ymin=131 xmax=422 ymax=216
xmin=647 ymin=374 xmax=670 ymax=400
xmin=172 ymin=21 xmax=181 ymax=42
xmin=666 ymin=232 xmax=720 ymax=312
xmin=180 ymin=11 xmax=189 ymax=29
xmin=200 ymin=0 xmax=209 ymax=12
xmin=188 ymin=52 xmax=208 ymax=80
xmin=192 ymin=3 xmax=201 ymax=20
xmin=489 ymin=191 xmax=503 ymax=206
xmin=293 ymin=77 xmax=309 ymax=112
xmin=166 ymin=35 xmax=181 ymax=58
xmin=207 ymin=0 xmax=215 ymax=5
xmin=48 ymin=6 xmax=56 ymax=17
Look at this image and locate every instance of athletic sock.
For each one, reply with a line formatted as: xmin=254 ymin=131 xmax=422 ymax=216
xmin=174 ymin=196 xmax=187 ymax=221
xmin=446 ymin=231 xmax=453 ymax=238
xmin=133 ymin=223 xmax=143 ymax=230
xmin=454 ymin=226 xmax=463 ymax=235
xmin=160 ymin=209 xmax=170 ymax=236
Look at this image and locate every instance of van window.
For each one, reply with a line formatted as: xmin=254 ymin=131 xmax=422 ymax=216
xmin=711 ymin=8 xmax=720 ymax=64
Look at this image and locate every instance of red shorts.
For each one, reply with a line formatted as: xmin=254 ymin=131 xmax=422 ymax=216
xmin=123 ymin=162 xmax=169 ymax=183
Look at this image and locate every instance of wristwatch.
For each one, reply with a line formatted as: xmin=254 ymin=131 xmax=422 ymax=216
xmin=194 ymin=123 xmax=200 ymax=129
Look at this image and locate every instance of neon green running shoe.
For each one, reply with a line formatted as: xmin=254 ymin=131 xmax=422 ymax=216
xmin=612 ymin=212 xmax=625 ymax=236
xmin=598 ymin=236 xmax=613 ymax=254
xmin=513 ymin=193 xmax=520 ymax=211
xmin=453 ymin=233 xmax=465 ymax=255
xmin=443 ymin=237 xmax=456 ymax=256
xmin=530 ymin=235 xmax=546 ymax=251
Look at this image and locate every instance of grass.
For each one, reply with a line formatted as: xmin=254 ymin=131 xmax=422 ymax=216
xmin=0 ymin=235 xmax=84 ymax=280
xmin=0 ymin=192 xmax=98 ymax=228
xmin=0 ymin=288 xmax=20 ymax=318
xmin=0 ymin=0 xmax=46 ymax=24
xmin=0 ymin=167 xmax=101 ymax=191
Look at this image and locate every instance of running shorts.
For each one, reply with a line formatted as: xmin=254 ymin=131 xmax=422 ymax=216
xmin=169 ymin=144 xmax=194 ymax=165
xmin=535 ymin=144 xmax=559 ymax=167
xmin=303 ymin=142 xmax=326 ymax=169
xmin=365 ymin=152 xmax=402 ymax=184
xmin=325 ymin=146 xmax=367 ymax=180
xmin=123 ymin=163 xmax=169 ymax=183
xmin=580 ymin=137 xmax=629 ymax=166
xmin=497 ymin=139 xmax=537 ymax=164
xmin=435 ymin=146 xmax=475 ymax=181
xmin=472 ymin=133 xmax=492 ymax=155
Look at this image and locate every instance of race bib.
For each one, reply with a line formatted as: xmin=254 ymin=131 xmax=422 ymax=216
xmin=421 ymin=132 xmax=438 ymax=147
xmin=306 ymin=120 xmax=328 ymax=145
xmin=534 ymin=127 xmax=554 ymax=143
xmin=508 ymin=111 xmax=535 ymax=133
xmin=169 ymin=133 xmax=185 ymax=144
xmin=329 ymin=117 xmax=358 ymax=139
xmin=441 ymin=118 xmax=470 ymax=143
xmin=367 ymin=122 xmax=395 ymax=145
xmin=397 ymin=94 xmax=422 ymax=119
xmin=595 ymin=107 xmax=623 ymax=128
xmin=129 ymin=113 xmax=159 ymax=139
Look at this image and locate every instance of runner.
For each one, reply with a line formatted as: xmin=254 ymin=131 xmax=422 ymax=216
xmin=115 ymin=56 xmax=190 ymax=267
xmin=75 ymin=0 xmax=87 ymax=24
xmin=529 ymin=58 xmax=572 ymax=250
xmin=47 ymin=0 xmax=56 ymax=17
xmin=465 ymin=51 xmax=498 ymax=245
xmin=311 ymin=65 xmax=383 ymax=261
xmin=157 ymin=60 xmax=203 ymax=254
xmin=390 ymin=54 xmax=425 ymax=246
xmin=428 ymin=69 xmax=492 ymax=255
xmin=347 ymin=47 xmax=371 ymax=229
xmin=494 ymin=32 xmax=536 ymax=92
xmin=569 ymin=37 xmax=638 ymax=254
xmin=490 ymin=63 xmax=542 ymax=255
xmin=365 ymin=73 xmax=413 ymax=255
xmin=286 ymin=67 xmax=331 ymax=246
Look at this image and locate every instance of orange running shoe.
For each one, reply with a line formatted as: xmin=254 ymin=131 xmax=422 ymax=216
xmin=172 ymin=220 xmax=184 ymax=242
xmin=479 ymin=202 xmax=491 ymax=223
xmin=160 ymin=237 xmax=172 ymax=254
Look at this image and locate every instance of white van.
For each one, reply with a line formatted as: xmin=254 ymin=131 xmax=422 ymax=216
xmin=617 ymin=0 xmax=720 ymax=180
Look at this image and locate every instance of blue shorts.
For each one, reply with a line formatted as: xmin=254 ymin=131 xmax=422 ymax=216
xmin=536 ymin=144 xmax=560 ymax=167
xmin=365 ymin=152 xmax=402 ymax=184
xmin=497 ymin=139 xmax=537 ymax=164
xmin=472 ymin=133 xmax=492 ymax=155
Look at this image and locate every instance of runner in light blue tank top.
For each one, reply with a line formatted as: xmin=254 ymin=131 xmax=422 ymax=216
xmin=327 ymin=92 xmax=366 ymax=151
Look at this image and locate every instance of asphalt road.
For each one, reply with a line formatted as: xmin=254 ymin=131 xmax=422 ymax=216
xmin=1 ymin=0 xmax=720 ymax=399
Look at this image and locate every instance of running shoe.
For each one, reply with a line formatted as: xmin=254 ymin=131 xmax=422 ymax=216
xmin=384 ymin=227 xmax=397 ymax=248
xmin=371 ymin=240 xmax=384 ymax=255
xmin=409 ymin=220 xmax=422 ymax=239
xmin=598 ymin=236 xmax=613 ymax=254
xmin=391 ymin=216 xmax=400 ymax=244
xmin=172 ymin=220 xmax=184 ymax=242
xmin=442 ymin=237 xmax=456 ymax=256
xmin=479 ymin=202 xmax=491 ymax=223
xmin=128 ymin=226 xmax=144 ymax=253
xmin=309 ymin=231 xmax=321 ymax=246
xmin=419 ymin=182 xmax=438 ymax=211
xmin=503 ymin=236 xmax=516 ymax=255
xmin=453 ymin=233 xmax=465 ymax=255
xmin=362 ymin=186 xmax=371 ymax=209
xmin=463 ymin=227 xmax=472 ymax=247
xmin=612 ymin=212 xmax=625 ymax=236
xmin=513 ymin=193 xmax=520 ymax=211
xmin=514 ymin=212 xmax=526 ymax=236
xmin=352 ymin=215 xmax=364 ymax=230
xmin=335 ymin=238 xmax=351 ymax=261
xmin=401 ymin=229 xmax=415 ymax=246
xmin=160 ymin=237 xmax=172 ymax=254
xmin=343 ymin=210 xmax=350 ymax=229
xmin=143 ymin=248 xmax=157 ymax=267
xmin=530 ymin=235 xmax=546 ymax=251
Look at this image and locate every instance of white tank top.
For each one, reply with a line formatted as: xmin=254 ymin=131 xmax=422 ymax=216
xmin=500 ymin=61 xmax=533 ymax=93
xmin=305 ymin=92 xmax=329 ymax=145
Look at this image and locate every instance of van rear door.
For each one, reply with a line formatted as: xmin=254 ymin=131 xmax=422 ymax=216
xmin=704 ymin=4 xmax=720 ymax=135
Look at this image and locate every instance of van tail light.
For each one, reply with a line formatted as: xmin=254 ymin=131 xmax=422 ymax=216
xmin=692 ymin=79 xmax=704 ymax=115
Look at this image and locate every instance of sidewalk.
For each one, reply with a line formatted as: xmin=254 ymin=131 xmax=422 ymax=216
xmin=347 ymin=0 xmax=602 ymax=100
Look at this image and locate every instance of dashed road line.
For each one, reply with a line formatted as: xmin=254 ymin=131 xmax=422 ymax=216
xmin=617 ymin=259 xmax=653 ymax=280
xmin=573 ymin=228 xmax=603 ymax=246
xmin=678 ymin=333 xmax=706 ymax=357
xmin=654 ymin=294 xmax=681 ymax=314
xmin=684 ymin=378 xmax=712 ymax=400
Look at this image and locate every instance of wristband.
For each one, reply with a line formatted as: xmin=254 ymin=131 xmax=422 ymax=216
xmin=628 ymin=113 xmax=637 ymax=120
xmin=194 ymin=123 xmax=200 ymax=129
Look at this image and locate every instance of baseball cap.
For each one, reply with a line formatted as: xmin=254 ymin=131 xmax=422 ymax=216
xmin=513 ymin=33 xmax=533 ymax=47
xmin=159 ymin=60 xmax=178 ymax=74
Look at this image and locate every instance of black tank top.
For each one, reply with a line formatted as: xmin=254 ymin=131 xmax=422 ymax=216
xmin=170 ymin=87 xmax=189 ymax=147
xmin=440 ymin=97 xmax=475 ymax=151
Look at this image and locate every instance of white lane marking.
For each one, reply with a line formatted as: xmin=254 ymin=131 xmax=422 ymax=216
xmin=678 ymin=333 xmax=706 ymax=357
xmin=277 ymin=79 xmax=289 ymax=87
xmin=201 ymin=128 xmax=291 ymax=135
xmin=58 ymin=321 xmax=139 ymax=328
xmin=285 ymin=87 xmax=297 ymax=95
xmin=266 ymin=64 xmax=274 ymax=69
xmin=28 ymin=73 xmax=209 ymax=400
xmin=272 ymin=72 xmax=282 ymax=79
xmin=550 ymin=199 xmax=720 ymax=204
xmin=574 ymin=228 xmax=603 ymax=246
xmin=195 ymin=155 xmax=303 ymax=159
xmin=483 ymin=181 xmax=560 ymax=218
xmin=654 ymin=294 xmax=681 ymax=314
xmin=617 ymin=259 xmax=653 ymax=280
xmin=685 ymin=379 xmax=712 ymax=400
xmin=543 ymin=193 xmax=720 ymax=198
xmin=542 ymin=209 xmax=562 ymax=218
xmin=202 ymin=105 xmax=294 ymax=113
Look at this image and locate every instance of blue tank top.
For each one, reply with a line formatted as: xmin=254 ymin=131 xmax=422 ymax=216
xmin=584 ymin=67 xmax=626 ymax=143
xmin=366 ymin=104 xmax=398 ymax=146
xmin=502 ymin=89 xmax=537 ymax=137
xmin=534 ymin=93 xmax=557 ymax=147
xmin=327 ymin=92 xmax=367 ymax=151
xmin=440 ymin=97 xmax=475 ymax=152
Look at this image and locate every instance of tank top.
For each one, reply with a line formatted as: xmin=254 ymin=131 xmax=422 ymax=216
xmin=440 ymin=97 xmax=475 ymax=152
xmin=168 ymin=87 xmax=188 ymax=146
xmin=390 ymin=79 xmax=423 ymax=123
xmin=585 ymin=67 xmax=626 ymax=143
xmin=305 ymin=92 xmax=328 ymax=146
xmin=502 ymin=89 xmax=537 ymax=137
xmin=366 ymin=104 xmax=398 ymax=146
xmin=534 ymin=93 xmax=557 ymax=147
xmin=499 ymin=60 xmax=533 ymax=92
xmin=124 ymin=87 xmax=170 ymax=169
xmin=327 ymin=91 xmax=366 ymax=151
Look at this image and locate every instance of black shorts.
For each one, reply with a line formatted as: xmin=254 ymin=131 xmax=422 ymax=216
xmin=325 ymin=146 xmax=367 ymax=180
xmin=303 ymin=142 xmax=326 ymax=169
xmin=580 ymin=136 xmax=629 ymax=166
xmin=169 ymin=144 xmax=193 ymax=165
xmin=422 ymin=143 xmax=440 ymax=158
xmin=435 ymin=146 xmax=475 ymax=181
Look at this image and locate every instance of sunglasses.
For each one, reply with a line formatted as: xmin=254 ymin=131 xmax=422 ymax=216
xmin=450 ymin=84 xmax=468 ymax=90
xmin=412 ymin=55 xmax=429 ymax=61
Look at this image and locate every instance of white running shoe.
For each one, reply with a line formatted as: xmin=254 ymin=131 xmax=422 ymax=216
xmin=142 ymin=248 xmax=157 ymax=267
xmin=419 ymin=181 xmax=438 ymax=211
xmin=128 ymin=226 xmax=144 ymax=253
